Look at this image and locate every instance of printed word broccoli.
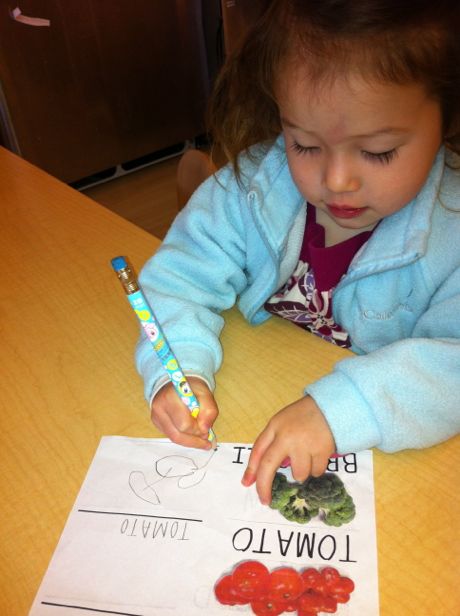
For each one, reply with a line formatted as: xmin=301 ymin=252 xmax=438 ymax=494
xmin=270 ymin=472 xmax=356 ymax=526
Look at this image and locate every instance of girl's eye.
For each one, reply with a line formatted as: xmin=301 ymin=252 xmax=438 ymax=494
xmin=290 ymin=141 xmax=320 ymax=156
xmin=362 ymin=149 xmax=398 ymax=164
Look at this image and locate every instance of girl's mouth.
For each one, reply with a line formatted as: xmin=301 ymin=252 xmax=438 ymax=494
xmin=327 ymin=204 xmax=368 ymax=219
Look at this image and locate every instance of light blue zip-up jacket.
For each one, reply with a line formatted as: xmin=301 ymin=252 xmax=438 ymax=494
xmin=136 ymin=136 xmax=460 ymax=455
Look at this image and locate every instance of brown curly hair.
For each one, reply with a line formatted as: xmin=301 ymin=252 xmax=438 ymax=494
xmin=209 ymin=0 xmax=460 ymax=175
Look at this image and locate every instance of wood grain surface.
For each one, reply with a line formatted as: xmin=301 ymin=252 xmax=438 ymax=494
xmin=1 ymin=147 xmax=458 ymax=615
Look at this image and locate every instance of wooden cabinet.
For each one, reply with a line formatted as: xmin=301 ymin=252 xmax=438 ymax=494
xmin=0 ymin=1 xmax=215 ymax=182
xmin=221 ymin=0 xmax=268 ymax=54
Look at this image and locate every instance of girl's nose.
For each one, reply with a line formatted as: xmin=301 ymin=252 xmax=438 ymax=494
xmin=324 ymin=156 xmax=361 ymax=194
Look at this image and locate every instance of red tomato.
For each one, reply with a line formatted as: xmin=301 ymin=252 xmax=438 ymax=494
xmin=297 ymin=609 xmax=318 ymax=616
xmin=280 ymin=599 xmax=300 ymax=612
xmin=311 ymin=576 xmax=327 ymax=594
xmin=232 ymin=561 xmax=270 ymax=600
xmin=321 ymin=567 xmax=340 ymax=586
xmin=298 ymin=589 xmax=323 ymax=611
xmin=300 ymin=568 xmax=322 ymax=591
xmin=333 ymin=576 xmax=355 ymax=594
xmin=330 ymin=591 xmax=351 ymax=603
xmin=250 ymin=598 xmax=285 ymax=616
xmin=268 ymin=567 xmax=304 ymax=602
xmin=214 ymin=574 xmax=247 ymax=605
xmin=321 ymin=595 xmax=338 ymax=613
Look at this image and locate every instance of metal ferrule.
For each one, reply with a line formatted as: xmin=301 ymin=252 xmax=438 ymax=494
xmin=116 ymin=266 xmax=139 ymax=295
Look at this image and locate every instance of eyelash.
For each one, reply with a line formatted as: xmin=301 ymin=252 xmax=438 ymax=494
xmin=290 ymin=141 xmax=398 ymax=165
xmin=290 ymin=142 xmax=319 ymax=156
xmin=362 ymin=149 xmax=398 ymax=164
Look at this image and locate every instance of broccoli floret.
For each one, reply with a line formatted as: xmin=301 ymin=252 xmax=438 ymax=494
xmin=270 ymin=474 xmax=320 ymax=524
xmin=270 ymin=473 xmax=298 ymax=510
xmin=323 ymin=493 xmax=356 ymax=526
xmin=302 ymin=473 xmax=347 ymax=508
xmin=270 ymin=472 xmax=356 ymax=526
xmin=282 ymin=491 xmax=319 ymax=524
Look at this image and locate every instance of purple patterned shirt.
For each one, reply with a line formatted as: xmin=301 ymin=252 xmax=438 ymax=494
xmin=265 ymin=204 xmax=372 ymax=348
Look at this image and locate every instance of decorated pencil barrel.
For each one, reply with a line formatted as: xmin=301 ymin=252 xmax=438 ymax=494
xmin=111 ymin=256 xmax=215 ymax=442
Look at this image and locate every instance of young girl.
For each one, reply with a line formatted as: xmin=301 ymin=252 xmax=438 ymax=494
xmin=136 ymin=0 xmax=460 ymax=505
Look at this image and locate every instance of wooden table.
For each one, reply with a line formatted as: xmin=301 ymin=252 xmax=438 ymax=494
xmin=0 ymin=147 xmax=458 ymax=615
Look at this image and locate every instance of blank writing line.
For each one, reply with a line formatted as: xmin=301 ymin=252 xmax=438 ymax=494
xmin=77 ymin=509 xmax=203 ymax=523
xmin=41 ymin=602 xmax=143 ymax=615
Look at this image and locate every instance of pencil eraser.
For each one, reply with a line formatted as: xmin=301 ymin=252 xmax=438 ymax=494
xmin=111 ymin=256 xmax=128 ymax=272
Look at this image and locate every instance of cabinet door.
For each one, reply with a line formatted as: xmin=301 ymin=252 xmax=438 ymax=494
xmin=0 ymin=0 xmax=210 ymax=182
xmin=221 ymin=0 xmax=268 ymax=54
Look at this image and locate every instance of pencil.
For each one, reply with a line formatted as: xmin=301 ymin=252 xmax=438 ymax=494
xmin=111 ymin=255 xmax=216 ymax=444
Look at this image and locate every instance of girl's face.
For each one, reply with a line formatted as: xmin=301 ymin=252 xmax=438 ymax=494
xmin=277 ymin=71 xmax=443 ymax=232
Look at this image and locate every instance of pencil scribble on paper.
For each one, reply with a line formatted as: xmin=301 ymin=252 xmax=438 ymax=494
xmin=129 ymin=451 xmax=216 ymax=505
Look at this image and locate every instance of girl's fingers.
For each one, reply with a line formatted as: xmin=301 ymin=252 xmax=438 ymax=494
xmin=254 ymin=445 xmax=288 ymax=505
xmin=151 ymin=379 xmax=218 ymax=448
xmin=310 ymin=453 xmax=330 ymax=477
xmin=184 ymin=378 xmax=219 ymax=437
xmin=170 ymin=430 xmax=212 ymax=450
xmin=195 ymin=400 xmax=218 ymax=438
xmin=290 ymin=452 xmax=313 ymax=484
xmin=243 ymin=430 xmax=289 ymax=505
xmin=152 ymin=406 xmax=212 ymax=449
xmin=155 ymin=400 xmax=202 ymax=436
xmin=242 ymin=428 xmax=273 ymax=485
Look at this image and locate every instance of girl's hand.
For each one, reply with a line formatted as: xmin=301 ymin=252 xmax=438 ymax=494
xmin=241 ymin=396 xmax=335 ymax=504
xmin=151 ymin=377 xmax=218 ymax=450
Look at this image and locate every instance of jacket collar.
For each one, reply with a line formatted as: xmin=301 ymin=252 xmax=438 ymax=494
xmin=246 ymin=135 xmax=304 ymax=254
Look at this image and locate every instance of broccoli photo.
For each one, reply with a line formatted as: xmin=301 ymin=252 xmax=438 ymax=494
xmin=270 ymin=472 xmax=356 ymax=526
xmin=270 ymin=473 xmax=299 ymax=510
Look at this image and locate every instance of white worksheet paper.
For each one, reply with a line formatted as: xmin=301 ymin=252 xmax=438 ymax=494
xmin=30 ymin=437 xmax=379 ymax=615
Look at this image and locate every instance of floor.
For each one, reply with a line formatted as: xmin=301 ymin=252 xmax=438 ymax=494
xmin=83 ymin=156 xmax=180 ymax=239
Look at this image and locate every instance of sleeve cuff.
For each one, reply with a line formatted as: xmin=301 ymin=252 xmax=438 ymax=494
xmin=305 ymin=370 xmax=381 ymax=453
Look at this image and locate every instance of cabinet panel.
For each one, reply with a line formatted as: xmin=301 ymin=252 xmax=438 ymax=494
xmin=221 ymin=0 xmax=268 ymax=54
xmin=0 ymin=0 xmax=211 ymax=182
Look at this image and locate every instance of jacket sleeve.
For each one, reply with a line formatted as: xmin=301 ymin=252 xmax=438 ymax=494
xmin=135 ymin=166 xmax=250 ymax=403
xmin=306 ymin=266 xmax=460 ymax=453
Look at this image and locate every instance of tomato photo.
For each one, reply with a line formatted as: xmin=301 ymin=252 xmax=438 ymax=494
xmin=214 ymin=561 xmax=356 ymax=615
xmin=214 ymin=574 xmax=247 ymax=605
xmin=268 ymin=567 xmax=304 ymax=603
xmin=300 ymin=568 xmax=322 ymax=591
xmin=250 ymin=598 xmax=286 ymax=616
xmin=232 ymin=561 xmax=270 ymax=600
xmin=331 ymin=576 xmax=355 ymax=594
